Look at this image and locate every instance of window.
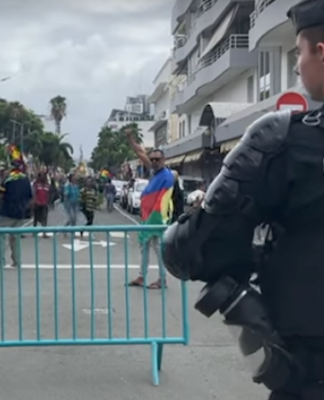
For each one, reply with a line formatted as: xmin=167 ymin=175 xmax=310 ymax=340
xmin=287 ymin=49 xmax=297 ymax=88
xmin=259 ymin=52 xmax=270 ymax=101
xmin=182 ymin=121 xmax=186 ymax=137
xmin=247 ymin=76 xmax=254 ymax=102
xmin=188 ymin=115 xmax=192 ymax=135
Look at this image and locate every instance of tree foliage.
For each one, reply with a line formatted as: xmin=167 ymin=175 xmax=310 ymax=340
xmin=49 ymin=95 xmax=67 ymax=135
xmin=89 ymin=123 xmax=143 ymax=172
xmin=0 ymin=98 xmax=74 ymax=171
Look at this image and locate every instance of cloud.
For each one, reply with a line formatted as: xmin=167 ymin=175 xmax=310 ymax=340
xmin=0 ymin=0 xmax=173 ymax=158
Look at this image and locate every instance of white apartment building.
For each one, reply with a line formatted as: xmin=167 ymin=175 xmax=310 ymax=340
xmin=148 ymin=57 xmax=181 ymax=150
xmin=105 ymin=108 xmax=155 ymax=149
xmin=164 ymin=0 xmax=321 ymax=180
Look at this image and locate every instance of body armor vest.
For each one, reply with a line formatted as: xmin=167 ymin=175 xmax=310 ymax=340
xmin=260 ymin=111 xmax=324 ymax=336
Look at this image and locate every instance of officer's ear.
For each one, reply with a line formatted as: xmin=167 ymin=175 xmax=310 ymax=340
xmin=318 ymin=43 xmax=324 ymax=65
xmin=301 ymin=26 xmax=324 ymax=63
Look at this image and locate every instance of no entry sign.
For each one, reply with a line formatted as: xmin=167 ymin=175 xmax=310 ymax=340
xmin=276 ymin=91 xmax=308 ymax=113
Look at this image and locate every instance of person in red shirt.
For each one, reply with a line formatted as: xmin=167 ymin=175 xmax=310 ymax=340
xmin=33 ymin=172 xmax=50 ymax=238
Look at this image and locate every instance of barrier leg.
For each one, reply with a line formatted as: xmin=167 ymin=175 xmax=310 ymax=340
xmin=157 ymin=342 xmax=164 ymax=371
xmin=150 ymin=341 xmax=160 ymax=386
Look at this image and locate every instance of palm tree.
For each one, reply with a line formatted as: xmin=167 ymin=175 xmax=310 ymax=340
xmin=23 ymin=130 xmax=73 ymax=171
xmin=23 ymin=130 xmax=43 ymax=158
xmin=49 ymin=96 xmax=67 ymax=135
xmin=9 ymin=101 xmax=24 ymax=119
xmin=39 ymin=132 xmax=73 ymax=169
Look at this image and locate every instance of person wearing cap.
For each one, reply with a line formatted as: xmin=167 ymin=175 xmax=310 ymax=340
xmin=161 ymin=0 xmax=324 ymax=398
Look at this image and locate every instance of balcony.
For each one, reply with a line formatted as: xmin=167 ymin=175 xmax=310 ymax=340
xmin=173 ymin=0 xmax=254 ymax=71
xmin=249 ymin=0 xmax=301 ymax=51
xmin=171 ymin=34 xmax=257 ymax=114
xmin=171 ymin=0 xmax=192 ymax=34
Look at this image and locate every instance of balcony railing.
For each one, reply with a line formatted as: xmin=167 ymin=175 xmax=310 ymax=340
xmin=174 ymin=34 xmax=187 ymax=50
xmin=197 ymin=0 xmax=217 ymax=18
xmin=250 ymin=0 xmax=276 ymax=28
xmin=176 ymin=34 xmax=249 ymax=92
xmin=173 ymin=0 xmax=217 ymax=52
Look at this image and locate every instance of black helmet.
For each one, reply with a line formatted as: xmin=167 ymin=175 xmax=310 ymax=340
xmin=162 ymin=208 xmax=255 ymax=283
xmin=162 ymin=221 xmax=194 ymax=281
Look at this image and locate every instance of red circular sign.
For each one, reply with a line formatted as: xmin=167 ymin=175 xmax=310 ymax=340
xmin=276 ymin=91 xmax=308 ymax=113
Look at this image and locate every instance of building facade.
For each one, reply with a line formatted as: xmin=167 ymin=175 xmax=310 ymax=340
xmin=148 ymin=57 xmax=181 ymax=150
xmin=125 ymin=95 xmax=151 ymax=116
xmin=105 ymin=104 xmax=154 ymax=150
xmin=164 ymin=0 xmax=321 ymax=181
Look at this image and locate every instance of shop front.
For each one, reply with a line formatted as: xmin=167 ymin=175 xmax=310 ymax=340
xmin=216 ymin=89 xmax=322 ymax=154
xmin=163 ymin=102 xmax=250 ymax=180
xmin=163 ymin=125 xmax=211 ymax=178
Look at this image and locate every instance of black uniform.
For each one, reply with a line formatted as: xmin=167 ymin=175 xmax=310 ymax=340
xmin=162 ymin=1 xmax=324 ymax=398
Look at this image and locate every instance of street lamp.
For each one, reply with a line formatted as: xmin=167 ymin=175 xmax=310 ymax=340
xmin=10 ymin=120 xmax=29 ymax=153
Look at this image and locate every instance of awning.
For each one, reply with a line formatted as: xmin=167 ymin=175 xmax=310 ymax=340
xmin=184 ymin=150 xmax=204 ymax=163
xmin=148 ymin=82 xmax=167 ymax=104
xmin=199 ymin=5 xmax=238 ymax=59
xmin=220 ymin=139 xmax=241 ymax=153
xmin=149 ymin=119 xmax=167 ymax=132
xmin=165 ymin=155 xmax=186 ymax=166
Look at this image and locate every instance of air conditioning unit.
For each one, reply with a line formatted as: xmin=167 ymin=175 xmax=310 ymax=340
xmin=174 ymin=35 xmax=186 ymax=48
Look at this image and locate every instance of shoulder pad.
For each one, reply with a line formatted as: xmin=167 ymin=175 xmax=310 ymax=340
xmin=221 ymin=110 xmax=290 ymax=182
xmin=240 ymin=110 xmax=291 ymax=154
xmin=203 ymin=111 xmax=290 ymax=215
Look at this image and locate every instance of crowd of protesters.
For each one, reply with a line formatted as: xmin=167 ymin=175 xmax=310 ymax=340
xmin=0 ymin=145 xmax=108 ymax=267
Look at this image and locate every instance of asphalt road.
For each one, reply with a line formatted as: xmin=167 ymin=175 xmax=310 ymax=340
xmin=0 ymin=203 xmax=268 ymax=400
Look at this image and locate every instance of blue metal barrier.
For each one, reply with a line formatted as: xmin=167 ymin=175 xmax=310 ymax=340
xmin=0 ymin=225 xmax=189 ymax=385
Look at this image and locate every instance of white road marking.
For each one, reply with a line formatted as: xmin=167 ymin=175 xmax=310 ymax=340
xmin=61 ymin=239 xmax=113 ymax=251
xmin=37 ymin=232 xmax=92 ymax=237
xmin=82 ymin=308 xmax=109 ymax=315
xmin=22 ymin=219 xmax=32 ymax=227
xmin=113 ymin=204 xmax=139 ymax=225
xmin=109 ymin=232 xmax=130 ymax=238
xmin=4 ymin=264 xmax=158 ymax=269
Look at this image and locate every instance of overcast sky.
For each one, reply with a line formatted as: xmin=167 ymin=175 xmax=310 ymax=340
xmin=0 ymin=0 xmax=173 ymax=158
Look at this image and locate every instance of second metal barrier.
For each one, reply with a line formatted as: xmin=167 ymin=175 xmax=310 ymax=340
xmin=0 ymin=225 xmax=189 ymax=385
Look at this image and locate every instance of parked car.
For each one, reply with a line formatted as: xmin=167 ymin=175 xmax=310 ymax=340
xmin=120 ymin=179 xmax=135 ymax=209
xmin=178 ymin=176 xmax=205 ymax=204
xmin=112 ymin=179 xmax=125 ymax=202
xmin=120 ymin=183 xmax=129 ymax=209
xmin=127 ymin=179 xmax=148 ymax=214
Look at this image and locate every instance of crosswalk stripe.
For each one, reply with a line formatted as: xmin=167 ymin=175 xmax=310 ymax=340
xmin=3 ymin=264 xmax=159 ymax=269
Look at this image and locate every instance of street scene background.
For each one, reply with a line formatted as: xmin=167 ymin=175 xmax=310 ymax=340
xmin=0 ymin=203 xmax=267 ymax=400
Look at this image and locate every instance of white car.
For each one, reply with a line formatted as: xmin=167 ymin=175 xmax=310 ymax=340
xmin=112 ymin=179 xmax=125 ymax=202
xmin=127 ymin=179 xmax=148 ymax=214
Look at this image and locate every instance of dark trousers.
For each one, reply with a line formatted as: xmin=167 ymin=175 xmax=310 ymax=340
xmin=83 ymin=209 xmax=94 ymax=226
xmin=269 ymin=337 xmax=324 ymax=400
xmin=81 ymin=209 xmax=94 ymax=237
xmin=33 ymin=205 xmax=48 ymax=226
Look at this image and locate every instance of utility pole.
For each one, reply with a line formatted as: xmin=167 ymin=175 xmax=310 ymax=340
xmin=10 ymin=120 xmax=17 ymax=144
xmin=10 ymin=120 xmax=27 ymax=153
xmin=20 ymin=123 xmax=24 ymax=153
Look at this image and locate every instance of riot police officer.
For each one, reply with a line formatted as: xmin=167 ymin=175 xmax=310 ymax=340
xmin=162 ymin=0 xmax=324 ymax=399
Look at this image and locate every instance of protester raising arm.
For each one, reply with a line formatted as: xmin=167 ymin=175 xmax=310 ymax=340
xmin=125 ymin=128 xmax=151 ymax=170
